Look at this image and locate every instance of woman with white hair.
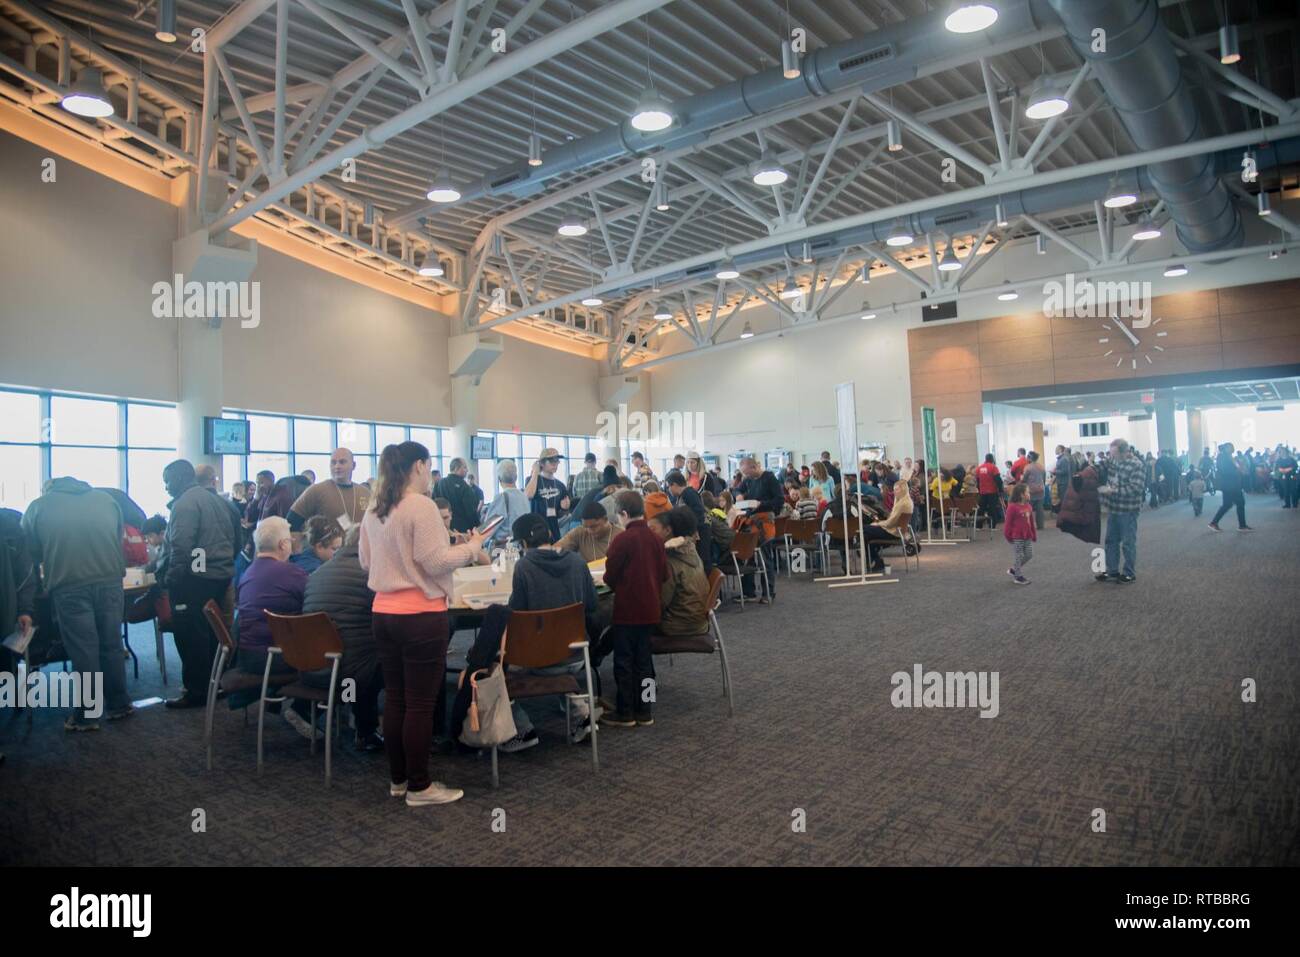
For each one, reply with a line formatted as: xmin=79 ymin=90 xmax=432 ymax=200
xmin=481 ymin=459 xmax=530 ymax=547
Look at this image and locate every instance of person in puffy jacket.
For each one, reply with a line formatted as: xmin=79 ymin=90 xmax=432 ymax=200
xmin=302 ymin=526 xmax=382 ymax=752
xmin=649 ymin=507 xmax=710 ymax=637
xmin=1056 ymin=452 xmax=1100 ymax=545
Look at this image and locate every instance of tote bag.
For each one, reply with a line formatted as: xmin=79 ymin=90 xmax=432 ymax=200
xmin=459 ymin=627 xmax=517 ymax=748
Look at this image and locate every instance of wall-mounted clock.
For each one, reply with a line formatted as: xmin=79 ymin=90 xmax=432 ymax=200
xmin=1097 ymin=314 xmax=1170 ymax=369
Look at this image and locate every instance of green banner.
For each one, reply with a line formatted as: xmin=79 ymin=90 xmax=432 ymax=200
xmin=921 ymin=406 xmax=939 ymax=464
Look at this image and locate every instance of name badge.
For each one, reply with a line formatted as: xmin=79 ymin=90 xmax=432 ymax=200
xmin=547 ymin=507 xmax=557 ymax=517
xmin=337 ymin=514 xmax=354 ymax=531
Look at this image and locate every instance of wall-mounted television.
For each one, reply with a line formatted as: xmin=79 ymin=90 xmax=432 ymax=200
xmin=470 ymin=434 xmax=495 ymax=460
xmin=205 ymin=416 xmax=249 ymax=455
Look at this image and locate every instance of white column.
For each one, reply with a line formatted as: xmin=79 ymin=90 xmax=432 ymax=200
xmin=1154 ymin=391 xmax=1177 ymax=454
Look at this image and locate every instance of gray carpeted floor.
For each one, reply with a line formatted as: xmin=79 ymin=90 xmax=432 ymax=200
xmin=2 ymin=495 xmax=1298 ymax=866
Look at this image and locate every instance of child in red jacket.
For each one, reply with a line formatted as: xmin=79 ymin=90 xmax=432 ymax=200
xmin=1003 ymin=483 xmax=1037 ymax=585
xmin=602 ymin=490 xmax=668 ymax=727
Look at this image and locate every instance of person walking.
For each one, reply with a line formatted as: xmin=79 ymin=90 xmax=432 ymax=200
xmin=1003 ymin=483 xmax=1037 ymax=585
xmin=1023 ymin=452 xmax=1047 ymax=530
xmin=1095 ymin=438 xmax=1144 ymax=583
xmin=1275 ymin=447 xmax=1297 ymax=509
xmin=1208 ymin=442 xmax=1253 ymax=532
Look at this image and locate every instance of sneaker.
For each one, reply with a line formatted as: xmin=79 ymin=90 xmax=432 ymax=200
xmin=1013 ymin=576 xmax=1030 ymax=585
xmin=405 ymin=781 xmax=464 ymax=806
xmin=1007 ymin=568 xmax=1016 ymax=578
xmin=64 ymin=716 xmax=99 ymax=732
xmin=571 ymin=717 xmax=595 ymax=744
xmin=355 ymin=731 xmax=384 ymax=753
xmin=497 ymin=730 xmax=539 ymax=753
xmin=600 ymin=712 xmax=637 ymax=728
xmin=1118 ymin=574 xmax=1136 ymax=583
xmin=389 ymin=780 xmax=408 ymax=797
xmin=1237 ymin=526 xmax=1254 ymax=532
xmin=106 ymin=705 xmax=135 ymax=721
xmin=283 ymin=707 xmax=315 ymax=740
xmin=1094 ymin=572 xmax=1116 ymax=582
xmin=634 ymin=712 xmax=655 ymax=726
xmin=1207 ymin=523 xmax=1221 ymax=532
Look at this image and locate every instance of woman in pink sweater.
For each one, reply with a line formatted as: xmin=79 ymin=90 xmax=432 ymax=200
xmin=360 ymin=441 xmax=485 ymax=807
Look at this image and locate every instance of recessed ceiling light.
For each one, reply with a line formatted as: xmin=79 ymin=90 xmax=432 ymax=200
xmin=944 ymin=3 xmax=999 ymax=34
xmin=557 ymin=215 xmax=588 ymax=237
xmin=630 ymin=88 xmax=674 ymax=132
xmin=61 ymin=68 xmax=114 ymax=118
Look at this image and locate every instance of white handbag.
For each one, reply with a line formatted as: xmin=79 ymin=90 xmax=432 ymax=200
xmin=459 ymin=630 xmax=517 ymax=748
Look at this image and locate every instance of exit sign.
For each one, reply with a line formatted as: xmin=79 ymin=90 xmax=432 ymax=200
xmin=1140 ymin=393 xmax=1154 ymax=405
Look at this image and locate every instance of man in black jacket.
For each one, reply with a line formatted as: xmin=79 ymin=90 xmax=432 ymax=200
xmin=735 ymin=457 xmax=782 ymax=601
xmin=161 ymin=459 xmax=238 ymax=710
xmin=302 ymin=526 xmax=382 ymax=751
xmin=664 ymin=470 xmax=711 ymax=574
xmin=434 ymin=458 xmax=481 ymax=534
xmin=1208 ymin=443 xmax=1252 ymax=531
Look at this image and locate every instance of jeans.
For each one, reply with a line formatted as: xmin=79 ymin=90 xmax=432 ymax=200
xmin=612 ymin=623 xmax=654 ymax=718
xmin=373 ymin=611 xmax=449 ymax=793
xmin=1211 ymin=489 xmax=1247 ymax=528
xmin=978 ymin=493 xmax=1001 ymax=528
xmin=1104 ymin=510 xmax=1139 ymax=577
xmin=1191 ymin=496 xmax=1203 ymax=516
xmin=51 ymin=580 xmax=130 ymax=723
xmin=170 ymin=576 xmax=232 ymax=698
xmin=1031 ymin=491 xmax=1046 ymax=530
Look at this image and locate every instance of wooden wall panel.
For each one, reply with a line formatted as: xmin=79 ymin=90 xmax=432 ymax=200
xmin=911 ymin=365 xmax=982 ymax=396
xmin=981 ymin=360 xmax=1056 ymax=391
xmin=979 ymin=312 xmax=1052 ymax=341
xmin=1217 ymin=278 xmax=1300 ymax=315
xmin=1150 ymin=289 xmax=1220 ymax=321
xmin=1222 ymin=335 xmax=1300 ymax=367
xmin=978 ymin=334 xmax=1053 ymax=367
xmin=1218 ymin=308 xmax=1297 ymax=342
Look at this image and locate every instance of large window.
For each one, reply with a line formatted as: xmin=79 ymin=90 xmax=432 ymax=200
xmin=0 ymin=387 xmax=177 ymax=517
xmin=221 ymin=410 xmax=450 ymax=488
xmin=474 ymin=430 xmax=601 ymax=500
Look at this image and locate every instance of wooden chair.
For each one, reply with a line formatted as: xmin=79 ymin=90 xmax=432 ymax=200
xmin=821 ymin=516 xmax=861 ymax=575
xmin=724 ymin=530 xmax=771 ymax=609
xmin=771 ymin=515 xmax=790 ymax=574
xmin=493 ymin=603 xmax=599 ymax=788
xmin=260 ymin=611 xmax=345 ymax=787
xmin=649 ymin=569 xmax=733 ymax=716
xmin=201 ymin=600 xmax=267 ymax=771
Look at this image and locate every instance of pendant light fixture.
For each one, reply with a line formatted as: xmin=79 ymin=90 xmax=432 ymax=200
xmin=996 ymin=282 xmax=1019 ymax=301
xmin=418 ymin=251 xmax=444 ymax=277
xmin=886 ymin=118 xmax=903 ymax=152
xmin=944 ymin=2 xmax=999 ymax=34
xmin=427 ymin=117 xmax=460 ymax=202
xmin=527 ymin=78 xmax=543 ymax=166
xmin=654 ymin=305 xmax=672 ymax=320
xmin=937 ymin=240 xmax=962 ymax=272
xmin=1103 ymin=177 xmax=1138 ymax=208
xmin=1025 ymin=48 xmax=1069 ymax=120
xmin=1163 ymin=264 xmax=1188 ymax=277
xmin=654 ymin=180 xmax=670 ymax=211
xmin=61 ymin=67 xmax=114 ymax=117
xmin=557 ymin=214 xmax=588 ymax=237
xmin=859 ymin=262 xmax=872 ymax=284
xmin=715 ymin=259 xmax=740 ymax=280
xmin=740 ymin=321 xmax=755 ymax=339
xmin=800 ymin=241 xmax=813 ymax=264
xmin=1258 ymin=189 xmax=1272 ymax=217
xmin=886 ymin=219 xmax=914 ymax=247
xmin=1035 ymin=233 xmax=1047 ymax=255
xmin=860 ymin=311 xmax=877 ymax=320
xmin=1218 ymin=24 xmax=1241 ymax=65
xmin=751 ymin=150 xmax=789 ymax=186
xmin=780 ymin=0 xmax=799 ymax=79
xmin=1132 ymin=215 xmax=1162 ymax=240
xmin=630 ymin=16 xmax=674 ymax=132
xmin=994 ymin=201 xmax=1009 ymax=227
xmin=155 ymin=0 xmax=178 ymax=43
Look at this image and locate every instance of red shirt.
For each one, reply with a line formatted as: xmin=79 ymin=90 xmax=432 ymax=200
xmin=603 ymin=519 xmax=668 ymax=626
xmin=1011 ymin=456 xmax=1028 ymax=481
xmin=975 ymin=462 xmax=1001 ymax=494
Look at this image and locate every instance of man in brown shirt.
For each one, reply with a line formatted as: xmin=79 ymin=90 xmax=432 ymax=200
xmin=556 ymin=499 xmax=622 ymax=562
xmin=288 ymin=448 xmax=369 ymax=533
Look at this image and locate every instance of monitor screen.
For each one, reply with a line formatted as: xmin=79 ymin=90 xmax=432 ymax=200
xmin=205 ymin=417 xmax=249 ymax=455
xmin=470 ymin=434 xmax=495 ymax=460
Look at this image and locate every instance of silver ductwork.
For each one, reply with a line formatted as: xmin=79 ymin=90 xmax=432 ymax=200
xmin=1048 ymin=0 xmax=1243 ymax=253
xmin=436 ymin=0 xmax=1060 ymax=209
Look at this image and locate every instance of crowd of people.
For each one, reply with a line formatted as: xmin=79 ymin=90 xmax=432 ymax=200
xmin=2 ymin=431 xmax=1294 ymax=794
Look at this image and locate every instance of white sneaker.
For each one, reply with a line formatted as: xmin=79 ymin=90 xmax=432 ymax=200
xmin=284 ymin=706 xmax=315 ymax=740
xmin=498 ymin=730 xmax=539 ymax=753
xmin=405 ymin=781 xmax=464 ymax=806
xmin=390 ymin=781 xmax=407 ymax=797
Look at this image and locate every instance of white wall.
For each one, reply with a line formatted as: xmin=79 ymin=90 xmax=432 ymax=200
xmin=0 ymin=128 xmax=605 ymax=435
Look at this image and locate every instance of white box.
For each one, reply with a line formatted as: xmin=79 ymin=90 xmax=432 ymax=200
xmin=452 ymin=565 xmax=512 ymax=607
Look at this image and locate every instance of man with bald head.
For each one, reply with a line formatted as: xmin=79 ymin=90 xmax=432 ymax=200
xmin=287 ymin=448 xmax=370 ymax=533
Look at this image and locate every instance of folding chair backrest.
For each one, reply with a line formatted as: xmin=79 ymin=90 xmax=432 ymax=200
xmin=824 ymin=516 xmax=858 ymax=541
xmin=773 ymin=516 xmax=788 ymax=538
xmin=265 ymin=611 xmax=344 ymax=672
xmin=505 ymin=603 xmax=586 ymax=670
xmin=729 ymin=529 xmax=758 ymax=561
xmin=706 ymin=568 xmax=724 ymax=612
xmin=203 ymin=599 xmax=236 ymax=656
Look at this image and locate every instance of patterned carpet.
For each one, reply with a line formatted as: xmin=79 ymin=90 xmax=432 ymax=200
xmin=2 ymin=495 xmax=1297 ymax=866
